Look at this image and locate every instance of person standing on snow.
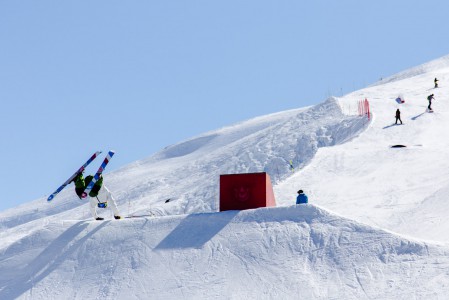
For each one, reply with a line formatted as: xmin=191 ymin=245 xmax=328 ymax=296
xmin=434 ymin=78 xmax=439 ymax=88
xmin=395 ymin=108 xmax=402 ymax=124
xmin=73 ymin=173 xmax=121 ymax=220
xmin=296 ymin=190 xmax=308 ymax=204
xmin=427 ymin=94 xmax=435 ymax=111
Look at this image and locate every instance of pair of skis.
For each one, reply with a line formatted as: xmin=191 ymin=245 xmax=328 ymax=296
xmin=47 ymin=150 xmax=115 ymax=202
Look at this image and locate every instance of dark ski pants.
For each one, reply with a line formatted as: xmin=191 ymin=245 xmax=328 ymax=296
xmin=395 ymin=117 xmax=402 ymax=124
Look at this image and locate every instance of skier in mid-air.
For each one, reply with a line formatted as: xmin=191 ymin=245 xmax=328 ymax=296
xmin=73 ymin=173 xmax=121 ymax=220
xmin=427 ymin=94 xmax=435 ymax=111
xmin=395 ymin=108 xmax=402 ymax=124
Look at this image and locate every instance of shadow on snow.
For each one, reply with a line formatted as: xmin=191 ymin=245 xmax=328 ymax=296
xmin=155 ymin=211 xmax=239 ymax=250
xmin=0 ymin=221 xmax=108 ymax=299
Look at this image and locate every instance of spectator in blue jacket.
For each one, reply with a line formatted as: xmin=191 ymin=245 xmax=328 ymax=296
xmin=296 ymin=190 xmax=308 ymax=204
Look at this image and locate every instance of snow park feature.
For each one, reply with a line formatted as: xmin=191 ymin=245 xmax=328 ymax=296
xmin=4 ymin=54 xmax=449 ymax=298
xmin=219 ymin=172 xmax=276 ymax=211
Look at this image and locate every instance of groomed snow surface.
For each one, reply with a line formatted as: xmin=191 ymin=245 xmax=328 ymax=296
xmin=2 ymin=55 xmax=449 ymax=299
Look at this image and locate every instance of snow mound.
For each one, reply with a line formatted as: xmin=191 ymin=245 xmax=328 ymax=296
xmin=1 ymin=205 xmax=448 ymax=299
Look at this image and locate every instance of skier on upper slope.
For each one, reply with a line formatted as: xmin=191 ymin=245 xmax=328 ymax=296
xmin=427 ymin=94 xmax=435 ymax=111
xmin=434 ymin=77 xmax=439 ymax=88
xmin=395 ymin=109 xmax=403 ymax=125
xmin=73 ymin=173 xmax=121 ymax=221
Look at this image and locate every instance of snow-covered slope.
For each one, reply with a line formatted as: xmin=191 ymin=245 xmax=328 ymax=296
xmin=0 ymin=97 xmax=368 ymax=229
xmin=277 ymin=59 xmax=449 ymax=242
xmin=2 ymin=55 xmax=449 ymax=299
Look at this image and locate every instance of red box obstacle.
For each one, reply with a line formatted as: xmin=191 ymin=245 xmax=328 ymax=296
xmin=219 ymin=172 xmax=276 ymax=211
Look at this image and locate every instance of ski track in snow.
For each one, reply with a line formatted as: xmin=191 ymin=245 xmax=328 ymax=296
xmin=2 ymin=55 xmax=449 ymax=298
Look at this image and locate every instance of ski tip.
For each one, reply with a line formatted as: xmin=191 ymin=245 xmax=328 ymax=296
xmin=47 ymin=195 xmax=54 ymax=201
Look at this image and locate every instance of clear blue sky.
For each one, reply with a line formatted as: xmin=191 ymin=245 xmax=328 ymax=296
xmin=1 ymin=1 xmax=448 ymax=211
